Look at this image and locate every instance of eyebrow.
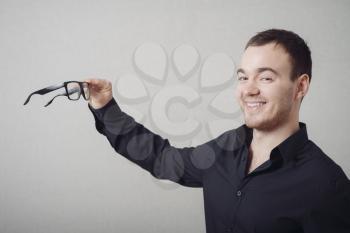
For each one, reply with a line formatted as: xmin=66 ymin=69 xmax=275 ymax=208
xmin=236 ymin=67 xmax=280 ymax=76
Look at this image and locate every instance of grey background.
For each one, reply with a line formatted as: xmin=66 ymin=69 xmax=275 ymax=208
xmin=1 ymin=0 xmax=349 ymax=233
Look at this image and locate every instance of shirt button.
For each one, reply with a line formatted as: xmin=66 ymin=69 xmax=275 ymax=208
xmin=236 ymin=190 xmax=242 ymax=197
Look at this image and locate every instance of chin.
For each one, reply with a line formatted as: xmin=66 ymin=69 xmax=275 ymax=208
xmin=244 ymin=117 xmax=276 ymax=131
xmin=245 ymin=121 xmax=263 ymax=129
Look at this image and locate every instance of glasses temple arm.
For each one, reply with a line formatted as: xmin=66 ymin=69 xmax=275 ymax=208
xmin=44 ymin=87 xmax=80 ymax=107
xmin=44 ymin=93 xmax=66 ymax=107
xmin=23 ymin=83 xmax=65 ymax=105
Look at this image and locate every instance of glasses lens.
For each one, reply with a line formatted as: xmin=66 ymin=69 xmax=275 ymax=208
xmin=67 ymin=82 xmax=81 ymax=100
xmin=82 ymin=83 xmax=90 ymax=100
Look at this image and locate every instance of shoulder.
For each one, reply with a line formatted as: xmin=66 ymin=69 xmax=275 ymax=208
xmin=294 ymin=139 xmax=349 ymax=190
xmin=297 ymin=140 xmax=345 ymax=174
xmin=205 ymin=125 xmax=247 ymax=152
xmin=293 ymin=141 xmax=350 ymax=213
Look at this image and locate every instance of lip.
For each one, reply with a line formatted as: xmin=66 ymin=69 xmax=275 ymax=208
xmin=244 ymin=101 xmax=267 ymax=110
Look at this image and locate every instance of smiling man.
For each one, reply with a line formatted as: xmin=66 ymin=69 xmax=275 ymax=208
xmin=86 ymin=29 xmax=350 ymax=233
xmin=235 ymin=34 xmax=310 ymax=175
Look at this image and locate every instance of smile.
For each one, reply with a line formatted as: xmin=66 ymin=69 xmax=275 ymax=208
xmin=245 ymin=101 xmax=266 ymax=110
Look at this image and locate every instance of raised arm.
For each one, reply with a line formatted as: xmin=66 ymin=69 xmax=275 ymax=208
xmin=85 ymin=78 xmax=215 ymax=187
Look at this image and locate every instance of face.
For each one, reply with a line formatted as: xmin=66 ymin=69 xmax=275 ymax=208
xmin=235 ymin=43 xmax=300 ymax=131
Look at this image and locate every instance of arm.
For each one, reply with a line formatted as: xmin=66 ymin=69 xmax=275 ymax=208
xmin=302 ymin=175 xmax=350 ymax=232
xmin=88 ymin=97 xmax=208 ymax=187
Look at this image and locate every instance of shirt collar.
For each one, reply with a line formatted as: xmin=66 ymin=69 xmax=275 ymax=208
xmin=277 ymin=122 xmax=309 ymax=162
xmin=236 ymin=122 xmax=309 ymax=163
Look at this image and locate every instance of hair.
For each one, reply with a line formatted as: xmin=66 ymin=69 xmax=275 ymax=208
xmin=245 ymin=29 xmax=312 ymax=82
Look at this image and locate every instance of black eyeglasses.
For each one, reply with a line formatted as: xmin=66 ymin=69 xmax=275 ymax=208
xmin=24 ymin=81 xmax=90 ymax=107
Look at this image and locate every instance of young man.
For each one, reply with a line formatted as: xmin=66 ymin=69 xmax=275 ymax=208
xmin=86 ymin=29 xmax=350 ymax=233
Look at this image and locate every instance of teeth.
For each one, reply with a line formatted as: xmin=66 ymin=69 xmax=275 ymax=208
xmin=246 ymin=102 xmax=265 ymax=108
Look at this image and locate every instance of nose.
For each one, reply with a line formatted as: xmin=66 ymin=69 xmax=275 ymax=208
xmin=243 ymin=80 xmax=260 ymax=96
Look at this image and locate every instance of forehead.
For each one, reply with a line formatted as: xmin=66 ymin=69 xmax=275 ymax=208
xmin=239 ymin=43 xmax=292 ymax=75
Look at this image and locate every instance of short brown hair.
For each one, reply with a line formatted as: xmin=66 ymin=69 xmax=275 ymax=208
xmin=245 ymin=29 xmax=312 ymax=82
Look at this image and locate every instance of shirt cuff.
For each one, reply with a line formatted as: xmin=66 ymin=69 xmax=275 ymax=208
xmin=88 ymin=97 xmax=122 ymax=120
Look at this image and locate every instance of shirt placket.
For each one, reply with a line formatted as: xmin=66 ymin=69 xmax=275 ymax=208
xmin=228 ymin=146 xmax=275 ymax=233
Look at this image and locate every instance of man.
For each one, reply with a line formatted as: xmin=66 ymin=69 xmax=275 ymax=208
xmin=85 ymin=29 xmax=350 ymax=233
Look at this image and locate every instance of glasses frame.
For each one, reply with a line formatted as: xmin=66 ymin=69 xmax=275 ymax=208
xmin=24 ymin=81 xmax=90 ymax=107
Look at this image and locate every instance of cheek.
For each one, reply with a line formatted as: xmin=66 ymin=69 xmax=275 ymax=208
xmin=262 ymin=83 xmax=291 ymax=100
xmin=282 ymin=85 xmax=295 ymax=101
xmin=271 ymin=87 xmax=294 ymax=109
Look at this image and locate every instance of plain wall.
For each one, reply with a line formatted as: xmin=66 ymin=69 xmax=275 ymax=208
xmin=1 ymin=0 xmax=349 ymax=232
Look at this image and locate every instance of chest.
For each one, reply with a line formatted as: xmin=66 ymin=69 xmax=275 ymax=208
xmin=202 ymin=167 xmax=317 ymax=233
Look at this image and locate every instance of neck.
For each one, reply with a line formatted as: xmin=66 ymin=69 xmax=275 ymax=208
xmin=251 ymin=120 xmax=300 ymax=155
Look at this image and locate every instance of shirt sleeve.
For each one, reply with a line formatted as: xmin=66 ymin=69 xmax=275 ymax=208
xmin=302 ymin=173 xmax=350 ymax=233
xmin=88 ymin=97 xmax=213 ymax=188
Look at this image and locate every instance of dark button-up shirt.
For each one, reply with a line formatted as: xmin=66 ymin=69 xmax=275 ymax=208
xmin=89 ymin=98 xmax=350 ymax=233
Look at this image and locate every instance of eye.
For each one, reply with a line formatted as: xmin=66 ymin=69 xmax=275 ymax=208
xmin=238 ymin=76 xmax=248 ymax=81
xmin=260 ymin=77 xmax=272 ymax=81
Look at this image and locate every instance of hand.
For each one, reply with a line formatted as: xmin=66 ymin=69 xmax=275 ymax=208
xmin=84 ymin=78 xmax=113 ymax=109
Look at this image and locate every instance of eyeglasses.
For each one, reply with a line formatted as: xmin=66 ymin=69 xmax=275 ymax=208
xmin=24 ymin=81 xmax=90 ymax=107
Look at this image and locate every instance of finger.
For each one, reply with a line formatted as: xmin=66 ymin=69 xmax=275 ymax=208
xmin=84 ymin=79 xmax=102 ymax=91
xmin=84 ymin=78 xmax=100 ymax=85
xmin=85 ymin=78 xmax=110 ymax=87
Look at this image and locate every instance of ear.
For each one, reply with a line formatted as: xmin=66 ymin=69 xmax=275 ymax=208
xmin=295 ymin=74 xmax=310 ymax=100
